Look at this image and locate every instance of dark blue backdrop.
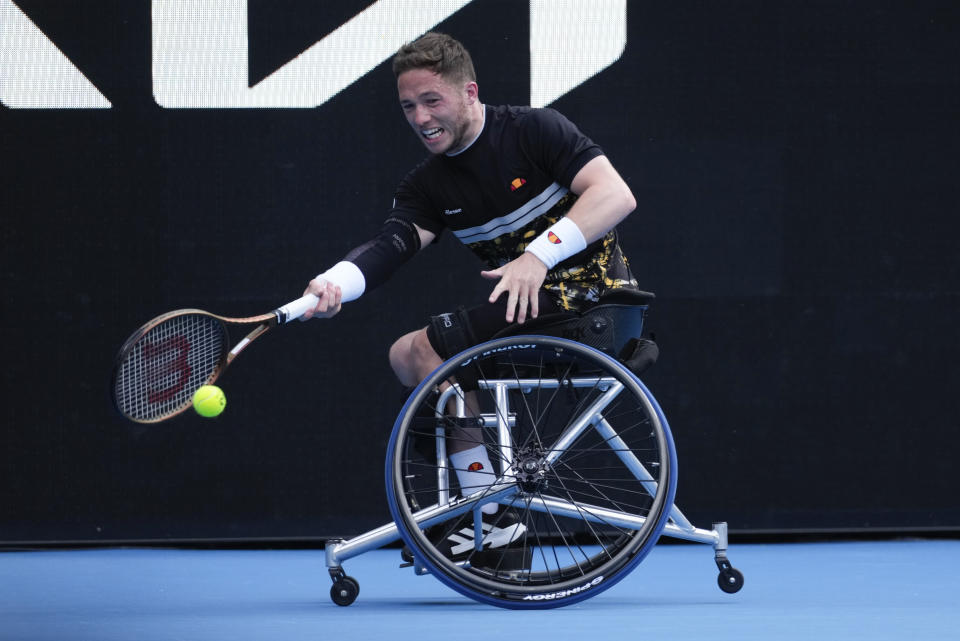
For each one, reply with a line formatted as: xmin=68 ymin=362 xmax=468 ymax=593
xmin=2 ymin=0 xmax=958 ymax=543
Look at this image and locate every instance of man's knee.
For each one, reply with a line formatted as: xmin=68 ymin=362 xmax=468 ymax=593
xmin=409 ymin=329 xmax=445 ymax=381
xmin=409 ymin=328 xmax=442 ymax=368
xmin=389 ymin=331 xmax=417 ymax=384
xmin=389 ymin=328 xmax=440 ymax=385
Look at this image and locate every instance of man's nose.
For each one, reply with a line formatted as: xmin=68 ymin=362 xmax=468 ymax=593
xmin=413 ymin=104 xmax=430 ymax=125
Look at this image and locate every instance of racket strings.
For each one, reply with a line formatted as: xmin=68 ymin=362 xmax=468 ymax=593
xmin=115 ymin=314 xmax=227 ymax=422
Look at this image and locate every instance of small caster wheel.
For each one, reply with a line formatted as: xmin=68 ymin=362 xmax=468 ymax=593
xmin=330 ymin=576 xmax=360 ymax=606
xmin=717 ymin=567 xmax=744 ymax=594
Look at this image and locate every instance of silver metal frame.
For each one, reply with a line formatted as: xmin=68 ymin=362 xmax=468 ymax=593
xmin=325 ymin=372 xmax=729 ymax=578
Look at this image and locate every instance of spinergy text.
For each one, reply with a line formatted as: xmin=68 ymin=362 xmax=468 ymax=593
xmin=521 ymin=576 xmax=604 ymax=601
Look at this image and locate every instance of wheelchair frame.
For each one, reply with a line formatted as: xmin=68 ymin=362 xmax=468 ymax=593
xmin=323 ymin=300 xmax=743 ymax=607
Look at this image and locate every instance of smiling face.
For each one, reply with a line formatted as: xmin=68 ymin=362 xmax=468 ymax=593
xmin=397 ymin=68 xmax=482 ymax=155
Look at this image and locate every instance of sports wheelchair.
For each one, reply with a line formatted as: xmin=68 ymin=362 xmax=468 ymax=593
xmin=323 ymin=290 xmax=743 ymax=608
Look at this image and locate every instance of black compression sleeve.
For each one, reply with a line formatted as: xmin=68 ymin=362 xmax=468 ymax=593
xmin=343 ymin=216 xmax=421 ymax=291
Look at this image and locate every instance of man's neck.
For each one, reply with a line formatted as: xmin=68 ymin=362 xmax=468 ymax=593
xmin=446 ymin=104 xmax=486 ymax=157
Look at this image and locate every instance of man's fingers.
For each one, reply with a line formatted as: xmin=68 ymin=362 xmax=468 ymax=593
xmin=319 ymin=285 xmax=341 ymax=314
xmin=330 ymin=286 xmax=342 ymax=313
xmin=301 ymin=281 xmax=342 ymax=319
xmin=316 ymin=291 xmax=326 ymax=313
xmin=505 ymin=287 xmax=519 ymax=323
xmin=517 ymin=294 xmax=529 ymax=324
xmin=484 ymin=256 xmax=547 ymax=323
xmin=480 ymin=268 xmax=503 ymax=281
xmin=491 ymin=280 xmax=538 ymax=323
xmin=488 ymin=280 xmax=506 ymax=304
xmin=517 ymin=286 xmax=539 ymax=324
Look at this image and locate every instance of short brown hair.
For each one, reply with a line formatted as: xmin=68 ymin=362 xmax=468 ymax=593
xmin=392 ymin=32 xmax=476 ymax=85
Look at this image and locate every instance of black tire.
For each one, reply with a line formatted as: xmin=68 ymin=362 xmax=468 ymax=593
xmin=330 ymin=576 xmax=359 ymax=606
xmin=386 ymin=336 xmax=677 ymax=609
xmin=718 ymin=568 xmax=744 ymax=594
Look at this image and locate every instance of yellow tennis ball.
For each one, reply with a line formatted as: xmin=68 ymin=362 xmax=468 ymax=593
xmin=192 ymin=385 xmax=226 ymax=417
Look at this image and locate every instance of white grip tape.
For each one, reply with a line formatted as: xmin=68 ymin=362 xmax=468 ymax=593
xmin=278 ymin=294 xmax=319 ymax=323
xmin=523 ymin=217 xmax=587 ymax=269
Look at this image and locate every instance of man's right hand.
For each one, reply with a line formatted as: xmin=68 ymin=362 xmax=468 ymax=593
xmin=301 ymin=278 xmax=343 ymax=320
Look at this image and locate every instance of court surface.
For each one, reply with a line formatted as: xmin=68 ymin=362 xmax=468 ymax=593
xmin=2 ymin=539 xmax=957 ymax=641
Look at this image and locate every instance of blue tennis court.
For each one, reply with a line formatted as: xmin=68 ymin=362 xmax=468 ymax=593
xmin=2 ymin=539 xmax=957 ymax=641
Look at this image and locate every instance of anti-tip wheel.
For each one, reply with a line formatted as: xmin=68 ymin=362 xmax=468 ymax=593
xmin=330 ymin=576 xmax=360 ymax=606
xmin=717 ymin=567 xmax=744 ymax=594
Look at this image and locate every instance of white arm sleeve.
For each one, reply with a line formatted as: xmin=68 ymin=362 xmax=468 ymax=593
xmin=317 ymin=261 xmax=366 ymax=302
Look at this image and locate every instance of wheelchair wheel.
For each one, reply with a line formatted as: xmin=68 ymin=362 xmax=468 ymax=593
xmin=385 ymin=336 xmax=677 ymax=609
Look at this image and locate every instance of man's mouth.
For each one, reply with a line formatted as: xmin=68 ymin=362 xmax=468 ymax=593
xmin=422 ymin=127 xmax=444 ymax=140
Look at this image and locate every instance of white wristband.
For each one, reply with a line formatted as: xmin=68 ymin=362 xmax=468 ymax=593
xmin=524 ymin=217 xmax=588 ymax=269
xmin=317 ymin=261 xmax=366 ymax=302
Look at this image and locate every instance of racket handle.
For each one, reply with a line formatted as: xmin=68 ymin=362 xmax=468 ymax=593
xmin=276 ymin=293 xmax=319 ymax=323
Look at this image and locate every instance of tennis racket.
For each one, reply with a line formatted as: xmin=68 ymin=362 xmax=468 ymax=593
xmin=112 ymin=294 xmax=320 ymax=424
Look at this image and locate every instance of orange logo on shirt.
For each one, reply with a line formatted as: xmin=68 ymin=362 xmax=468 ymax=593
xmin=510 ymin=177 xmax=527 ymax=191
xmin=467 ymin=462 xmax=484 ymax=472
xmin=547 ymin=231 xmax=562 ymax=244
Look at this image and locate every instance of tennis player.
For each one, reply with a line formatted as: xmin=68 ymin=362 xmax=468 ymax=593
xmin=302 ymin=32 xmax=641 ymax=554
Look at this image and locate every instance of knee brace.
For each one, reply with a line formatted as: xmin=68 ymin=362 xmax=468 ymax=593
xmin=427 ymin=306 xmax=477 ymax=360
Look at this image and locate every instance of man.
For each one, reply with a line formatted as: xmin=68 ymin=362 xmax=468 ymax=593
xmin=301 ymin=32 xmax=640 ymax=548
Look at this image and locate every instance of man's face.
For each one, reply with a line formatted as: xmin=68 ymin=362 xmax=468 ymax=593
xmin=397 ymin=68 xmax=478 ymax=155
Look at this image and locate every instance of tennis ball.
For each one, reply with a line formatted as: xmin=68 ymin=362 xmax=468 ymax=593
xmin=192 ymin=385 xmax=226 ymax=418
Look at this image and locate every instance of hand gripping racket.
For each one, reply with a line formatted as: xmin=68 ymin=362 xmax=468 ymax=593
xmin=112 ymin=294 xmax=320 ymax=423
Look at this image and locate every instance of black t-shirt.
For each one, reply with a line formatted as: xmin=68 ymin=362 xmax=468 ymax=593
xmin=391 ymin=105 xmax=638 ymax=311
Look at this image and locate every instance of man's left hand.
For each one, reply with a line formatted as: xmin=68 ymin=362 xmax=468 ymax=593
xmin=481 ymin=252 xmax=549 ymax=324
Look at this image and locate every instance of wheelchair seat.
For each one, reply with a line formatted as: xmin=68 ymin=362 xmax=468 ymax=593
xmin=492 ymin=289 xmax=656 ymax=359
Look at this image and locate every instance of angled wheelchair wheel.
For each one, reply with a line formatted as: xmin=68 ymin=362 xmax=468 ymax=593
xmin=385 ymin=336 xmax=677 ymax=609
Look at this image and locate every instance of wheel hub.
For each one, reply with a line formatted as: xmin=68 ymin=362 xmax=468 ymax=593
xmin=515 ymin=447 xmax=548 ymax=494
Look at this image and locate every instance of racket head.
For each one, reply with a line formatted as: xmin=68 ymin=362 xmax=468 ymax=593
xmin=112 ymin=310 xmax=230 ymax=423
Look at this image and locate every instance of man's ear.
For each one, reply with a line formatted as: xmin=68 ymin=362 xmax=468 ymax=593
xmin=464 ymin=81 xmax=479 ymax=103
